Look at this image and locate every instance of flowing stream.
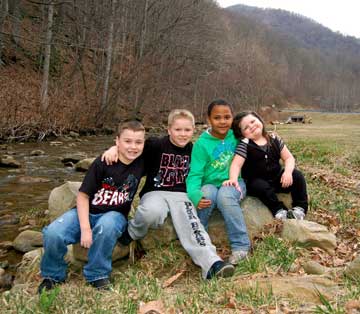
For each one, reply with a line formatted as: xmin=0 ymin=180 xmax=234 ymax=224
xmin=0 ymin=135 xmax=117 ymax=267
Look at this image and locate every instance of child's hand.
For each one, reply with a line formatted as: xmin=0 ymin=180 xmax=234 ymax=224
xmin=80 ymin=228 xmax=93 ymax=248
xmin=223 ymin=179 xmax=240 ymax=189
xmin=280 ymin=171 xmax=293 ymax=188
xmin=101 ymin=146 xmax=118 ymax=165
xmin=197 ymin=198 xmax=212 ymax=209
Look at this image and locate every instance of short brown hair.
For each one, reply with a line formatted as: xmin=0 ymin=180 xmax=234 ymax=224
xmin=168 ymin=109 xmax=195 ymax=127
xmin=117 ymin=120 xmax=145 ymax=137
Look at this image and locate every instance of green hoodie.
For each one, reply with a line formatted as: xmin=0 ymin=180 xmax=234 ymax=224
xmin=186 ymin=129 xmax=239 ymax=207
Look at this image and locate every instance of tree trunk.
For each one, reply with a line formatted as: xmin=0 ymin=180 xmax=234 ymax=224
xmin=40 ymin=1 xmax=55 ymax=112
xmin=99 ymin=0 xmax=117 ymax=117
xmin=0 ymin=0 xmax=9 ymax=65
xmin=9 ymin=0 xmax=20 ymax=45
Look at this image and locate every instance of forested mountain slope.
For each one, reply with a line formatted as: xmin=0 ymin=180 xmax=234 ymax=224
xmin=0 ymin=1 xmax=359 ymax=140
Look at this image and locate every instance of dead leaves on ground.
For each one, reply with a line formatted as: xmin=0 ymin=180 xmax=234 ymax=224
xmin=304 ymin=165 xmax=360 ymax=195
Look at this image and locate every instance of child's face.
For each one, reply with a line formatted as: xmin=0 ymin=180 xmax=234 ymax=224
xmin=239 ymin=114 xmax=263 ymax=140
xmin=207 ymin=105 xmax=233 ymax=139
xmin=168 ymin=117 xmax=194 ymax=147
xmin=116 ymin=129 xmax=145 ymax=164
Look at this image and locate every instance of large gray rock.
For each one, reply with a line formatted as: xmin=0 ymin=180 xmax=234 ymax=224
xmin=0 ymin=155 xmax=21 ymax=168
xmin=72 ymin=243 xmax=129 ymax=262
xmin=75 ymin=158 xmax=95 ymax=172
xmin=140 ymin=195 xmax=279 ymax=250
xmin=48 ymin=181 xmax=81 ymax=221
xmin=302 ymin=260 xmax=331 ymax=275
xmin=235 ymin=275 xmax=339 ymax=304
xmin=17 ymin=176 xmax=51 ymax=184
xmin=61 ymin=152 xmax=87 ymax=164
xmin=344 ymin=255 xmax=360 ymax=279
xmin=12 ymin=230 xmax=43 ymax=253
xmin=282 ymin=220 xmax=337 ymax=255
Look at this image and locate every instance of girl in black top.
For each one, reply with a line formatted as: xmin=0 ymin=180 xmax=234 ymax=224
xmin=223 ymin=111 xmax=308 ymax=220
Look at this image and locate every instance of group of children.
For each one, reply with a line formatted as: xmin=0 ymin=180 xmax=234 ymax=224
xmin=38 ymin=100 xmax=308 ymax=293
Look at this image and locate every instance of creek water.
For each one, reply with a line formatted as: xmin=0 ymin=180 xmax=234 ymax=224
xmin=0 ymin=135 xmax=116 ymax=267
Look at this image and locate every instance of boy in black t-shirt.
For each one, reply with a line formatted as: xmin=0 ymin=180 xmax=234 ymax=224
xmin=103 ymin=110 xmax=235 ymax=280
xmin=38 ymin=121 xmax=145 ymax=293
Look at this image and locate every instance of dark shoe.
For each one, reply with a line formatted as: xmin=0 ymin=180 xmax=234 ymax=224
xmin=89 ymin=278 xmax=111 ymax=290
xmin=118 ymin=228 xmax=133 ymax=246
xmin=206 ymin=261 xmax=235 ymax=279
xmin=38 ymin=278 xmax=63 ymax=294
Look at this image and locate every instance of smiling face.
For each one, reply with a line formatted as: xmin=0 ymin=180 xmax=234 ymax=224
xmin=239 ymin=114 xmax=264 ymax=140
xmin=207 ymin=105 xmax=233 ymax=139
xmin=116 ymin=129 xmax=145 ymax=164
xmin=168 ymin=117 xmax=194 ymax=147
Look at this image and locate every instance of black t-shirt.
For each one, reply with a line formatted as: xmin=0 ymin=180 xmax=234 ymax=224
xmin=79 ymin=156 xmax=145 ymax=216
xmin=235 ymin=134 xmax=284 ymax=181
xmin=140 ymin=136 xmax=192 ymax=197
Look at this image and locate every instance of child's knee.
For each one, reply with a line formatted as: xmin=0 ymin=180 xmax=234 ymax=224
xmin=201 ymin=184 xmax=218 ymax=201
xmin=43 ymin=225 xmax=63 ymax=244
xmin=96 ymin=212 xmax=127 ymax=236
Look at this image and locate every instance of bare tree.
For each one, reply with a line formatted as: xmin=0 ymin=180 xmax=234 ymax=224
xmin=0 ymin=0 xmax=9 ymax=65
xmin=40 ymin=0 xmax=55 ymax=112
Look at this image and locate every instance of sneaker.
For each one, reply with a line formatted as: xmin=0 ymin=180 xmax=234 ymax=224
xmin=275 ymin=209 xmax=288 ymax=220
xmin=206 ymin=261 xmax=235 ymax=279
xmin=38 ymin=278 xmax=63 ymax=294
xmin=118 ymin=228 xmax=133 ymax=246
xmin=89 ymin=278 xmax=111 ymax=290
xmin=291 ymin=206 xmax=305 ymax=220
xmin=228 ymin=250 xmax=248 ymax=265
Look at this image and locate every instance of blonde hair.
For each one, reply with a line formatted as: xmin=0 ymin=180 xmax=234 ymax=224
xmin=117 ymin=120 xmax=145 ymax=137
xmin=168 ymin=109 xmax=195 ymax=127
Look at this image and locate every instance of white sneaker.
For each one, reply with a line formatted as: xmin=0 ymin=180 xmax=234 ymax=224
xmin=292 ymin=207 xmax=305 ymax=220
xmin=228 ymin=250 xmax=248 ymax=265
xmin=275 ymin=209 xmax=288 ymax=220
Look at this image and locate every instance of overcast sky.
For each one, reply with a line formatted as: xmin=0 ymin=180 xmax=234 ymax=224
xmin=217 ymin=0 xmax=360 ymax=38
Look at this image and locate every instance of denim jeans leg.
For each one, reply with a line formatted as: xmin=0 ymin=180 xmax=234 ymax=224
xmin=216 ymin=180 xmax=250 ymax=252
xmin=83 ymin=211 xmax=127 ymax=282
xmin=40 ymin=208 xmax=81 ymax=282
xmin=198 ymin=184 xmax=218 ymax=230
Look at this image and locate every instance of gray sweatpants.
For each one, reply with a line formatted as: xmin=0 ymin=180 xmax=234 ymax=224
xmin=128 ymin=191 xmax=221 ymax=279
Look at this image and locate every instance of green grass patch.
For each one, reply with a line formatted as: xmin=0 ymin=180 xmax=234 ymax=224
xmin=236 ymin=236 xmax=298 ymax=274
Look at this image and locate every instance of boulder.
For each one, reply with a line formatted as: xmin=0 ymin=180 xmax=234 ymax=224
xmin=48 ymin=181 xmax=81 ymax=221
xmin=12 ymin=230 xmax=43 ymax=253
xmin=140 ymin=195 xmax=279 ymax=250
xmin=302 ymin=260 xmax=331 ymax=275
xmin=344 ymin=255 xmax=360 ymax=279
xmin=0 ymin=270 xmax=13 ymax=290
xmin=0 ymin=241 xmax=13 ymax=250
xmin=50 ymin=141 xmax=63 ymax=146
xmin=69 ymin=131 xmax=80 ymax=137
xmin=282 ymin=220 xmax=337 ymax=255
xmin=72 ymin=243 xmax=129 ymax=262
xmin=30 ymin=150 xmax=45 ymax=156
xmin=0 ymin=155 xmax=21 ymax=168
xmin=235 ymin=275 xmax=339 ymax=304
xmin=75 ymin=158 xmax=95 ymax=172
xmin=61 ymin=152 xmax=87 ymax=164
xmin=17 ymin=176 xmax=51 ymax=184
xmin=0 ymin=214 xmax=20 ymax=226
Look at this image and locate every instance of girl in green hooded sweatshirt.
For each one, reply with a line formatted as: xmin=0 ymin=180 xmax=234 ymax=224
xmin=186 ymin=99 xmax=250 ymax=265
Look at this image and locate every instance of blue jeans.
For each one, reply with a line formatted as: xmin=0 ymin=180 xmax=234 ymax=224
xmin=198 ymin=180 xmax=250 ymax=252
xmin=40 ymin=208 xmax=127 ymax=282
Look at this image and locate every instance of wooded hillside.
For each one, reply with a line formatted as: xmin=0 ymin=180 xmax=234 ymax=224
xmin=0 ymin=0 xmax=359 ymax=140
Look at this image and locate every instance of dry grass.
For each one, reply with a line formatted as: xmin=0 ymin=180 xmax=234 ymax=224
xmin=1 ymin=112 xmax=359 ymax=313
